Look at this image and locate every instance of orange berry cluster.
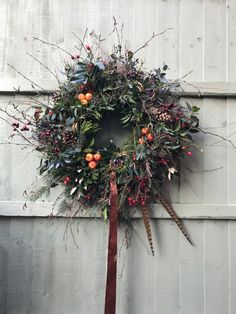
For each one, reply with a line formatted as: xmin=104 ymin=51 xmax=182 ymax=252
xmin=77 ymin=92 xmax=93 ymax=106
xmin=138 ymin=127 xmax=154 ymax=144
xmin=85 ymin=152 xmax=102 ymax=169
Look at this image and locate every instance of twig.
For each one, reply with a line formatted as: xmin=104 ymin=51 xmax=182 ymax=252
xmin=0 ymin=142 xmax=32 ymax=146
xmin=72 ymin=31 xmax=88 ymax=54
xmin=0 ymin=116 xmax=35 ymax=146
xmin=33 ymin=37 xmax=73 ymax=57
xmin=7 ymin=63 xmax=48 ymax=92
xmin=133 ymin=28 xmax=173 ymax=55
xmin=26 ymin=52 xmax=60 ymax=84
xmin=199 ymin=128 xmax=236 ymax=149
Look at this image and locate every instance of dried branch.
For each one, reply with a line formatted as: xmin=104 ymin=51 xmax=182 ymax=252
xmin=199 ymin=128 xmax=236 ymax=149
xmin=7 ymin=63 xmax=48 ymax=92
xmin=73 ymin=30 xmax=88 ymax=54
xmin=0 ymin=116 xmax=34 ymax=146
xmin=33 ymin=37 xmax=73 ymax=57
xmin=26 ymin=52 xmax=60 ymax=84
xmin=133 ymin=28 xmax=173 ymax=55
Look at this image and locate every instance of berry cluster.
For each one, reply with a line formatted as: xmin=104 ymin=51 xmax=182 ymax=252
xmin=12 ymin=121 xmax=30 ymax=132
xmin=77 ymin=92 xmax=93 ymax=106
xmin=127 ymin=195 xmax=149 ymax=207
xmin=138 ymin=127 xmax=154 ymax=144
xmin=85 ymin=152 xmax=102 ymax=169
xmin=127 ymin=176 xmax=150 ymax=207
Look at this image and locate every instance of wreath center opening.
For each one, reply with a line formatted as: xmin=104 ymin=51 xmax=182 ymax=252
xmin=94 ymin=110 xmax=132 ymax=149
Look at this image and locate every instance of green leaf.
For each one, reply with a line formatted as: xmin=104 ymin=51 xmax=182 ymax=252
xmin=102 ymin=207 xmax=108 ymax=222
xmin=186 ymin=102 xmax=192 ymax=111
xmin=88 ymin=137 xmax=95 ymax=148
xmin=163 ymin=64 xmax=168 ymax=71
xmin=192 ymin=105 xmax=200 ymax=113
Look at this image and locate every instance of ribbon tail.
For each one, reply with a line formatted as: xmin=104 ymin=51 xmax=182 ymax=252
xmin=104 ymin=170 xmax=118 ymax=314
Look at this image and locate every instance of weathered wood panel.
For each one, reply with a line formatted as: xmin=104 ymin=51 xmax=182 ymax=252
xmin=0 ymin=218 xmax=235 ymax=314
xmin=0 ymin=0 xmax=235 ymax=82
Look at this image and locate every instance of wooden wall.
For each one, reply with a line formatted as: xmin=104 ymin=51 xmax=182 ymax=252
xmin=1 ymin=0 xmax=236 ymax=313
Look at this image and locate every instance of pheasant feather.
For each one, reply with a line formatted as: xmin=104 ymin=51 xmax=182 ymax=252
xmin=141 ymin=206 xmax=155 ymax=256
xmin=159 ymin=195 xmax=194 ymax=246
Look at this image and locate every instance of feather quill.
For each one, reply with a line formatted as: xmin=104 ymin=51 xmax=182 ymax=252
xmin=141 ymin=206 xmax=155 ymax=255
xmin=159 ymin=195 xmax=194 ymax=246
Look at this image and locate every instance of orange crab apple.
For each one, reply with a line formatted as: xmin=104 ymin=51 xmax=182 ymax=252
xmin=81 ymin=99 xmax=88 ymax=106
xmin=141 ymin=127 xmax=149 ymax=135
xmin=88 ymin=161 xmax=97 ymax=169
xmin=94 ymin=153 xmax=102 ymax=161
xmin=78 ymin=93 xmax=85 ymax=100
xmin=85 ymin=93 xmax=93 ymax=101
xmin=85 ymin=153 xmax=94 ymax=162
xmin=147 ymin=133 xmax=154 ymax=142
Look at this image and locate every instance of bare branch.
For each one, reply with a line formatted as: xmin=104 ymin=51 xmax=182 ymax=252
xmin=26 ymin=52 xmax=60 ymax=84
xmin=133 ymin=28 xmax=173 ymax=55
xmin=7 ymin=63 xmax=48 ymax=92
xmin=33 ymin=37 xmax=73 ymax=57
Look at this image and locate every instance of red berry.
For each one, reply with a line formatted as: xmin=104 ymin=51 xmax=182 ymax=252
xmin=12 ymin=122 xmax=19 ymax=128
xmin=21 ymin=125 xmax=29 ymax=131
xmin=147 ymin=133 xmax=154 ymax=142
xmin=187 ymin=151 xmax=192 ymax=157
xmin=64 ymin=177 xmax=71 ymax=185
xmin=86 ymin=44 xmax=91 ymax=50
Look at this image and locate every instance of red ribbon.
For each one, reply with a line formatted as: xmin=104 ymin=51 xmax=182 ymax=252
xmin=104 ymin=170 xmax=118 ymax=314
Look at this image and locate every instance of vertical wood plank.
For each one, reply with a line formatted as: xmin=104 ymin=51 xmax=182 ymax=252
xmin=227 ymin=0 xmax=236 ymax=81
xmin=6 ymin=218 xmax=35 ymax=314
xmin=158 ymin=0 xmax=180 ymax=78
xmin=229 ymin=220 xmax=236 ymax=313
xmin=125 ymin=219 xmax=156 ymax=314
xmin=204 ymin=220 xmax=229 ymax=314
xmin=204 ymin=0 xmax=227 ymax=81
xmin=180 ymin=220 xmax=204 ymax=314
xmin=0 ymin=218 xmax=10 ymax=314
xmin=155 ymin=219 xmax=180 ymax=314
xmin=227 ymin=98 xmax=236 ymax=204
xmin=180 ymin=98 xmax=205 ymax=204
xmin=179 ymin=0 xmax=204 ymax=81
xmin=202 ymin=98 xmax=228 ymax=204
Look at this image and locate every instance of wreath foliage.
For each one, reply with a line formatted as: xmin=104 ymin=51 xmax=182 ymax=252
xmin=31 ymin=42 xmax=200 ymax=219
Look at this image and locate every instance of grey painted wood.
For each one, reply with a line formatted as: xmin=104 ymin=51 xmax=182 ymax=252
xmin=0 ymin=0 xmax=235 ymax=82
xmin=0 ymin=217 xmax=233 ymax=314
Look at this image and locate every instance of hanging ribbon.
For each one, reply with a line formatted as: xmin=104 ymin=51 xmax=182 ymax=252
xmin=104 ymin=170 xmax=118 ymax=314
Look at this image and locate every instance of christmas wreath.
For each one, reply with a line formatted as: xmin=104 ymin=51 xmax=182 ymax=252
xmin=9 ymin=37 xmax=200 ymax=249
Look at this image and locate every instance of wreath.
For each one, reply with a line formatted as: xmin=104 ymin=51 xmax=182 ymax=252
xmin=33 ymin=44 xmax=199 ymax=227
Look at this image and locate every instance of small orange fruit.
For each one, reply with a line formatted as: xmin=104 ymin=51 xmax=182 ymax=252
xmin=94 ymin=153 xmax=102 ymax=161
xmin=78 ymin=93 xmax=85 ymax=100
xmin=85 ymin=153 xmax=94 ymax=162
xmin=147 ymin=133 xmax=154 ymax=142
xmin=85 ymin=92 xmax=93 ymax=101
xmin=81 ymin=99 xmax=88 ymax=106
xmin=88 ymin=161 xmax=97 ymax=169
xmin=141 ymin=127 xmax=149 ymax=135
xmin=138 ymin=138 xmax=145 ymax=145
